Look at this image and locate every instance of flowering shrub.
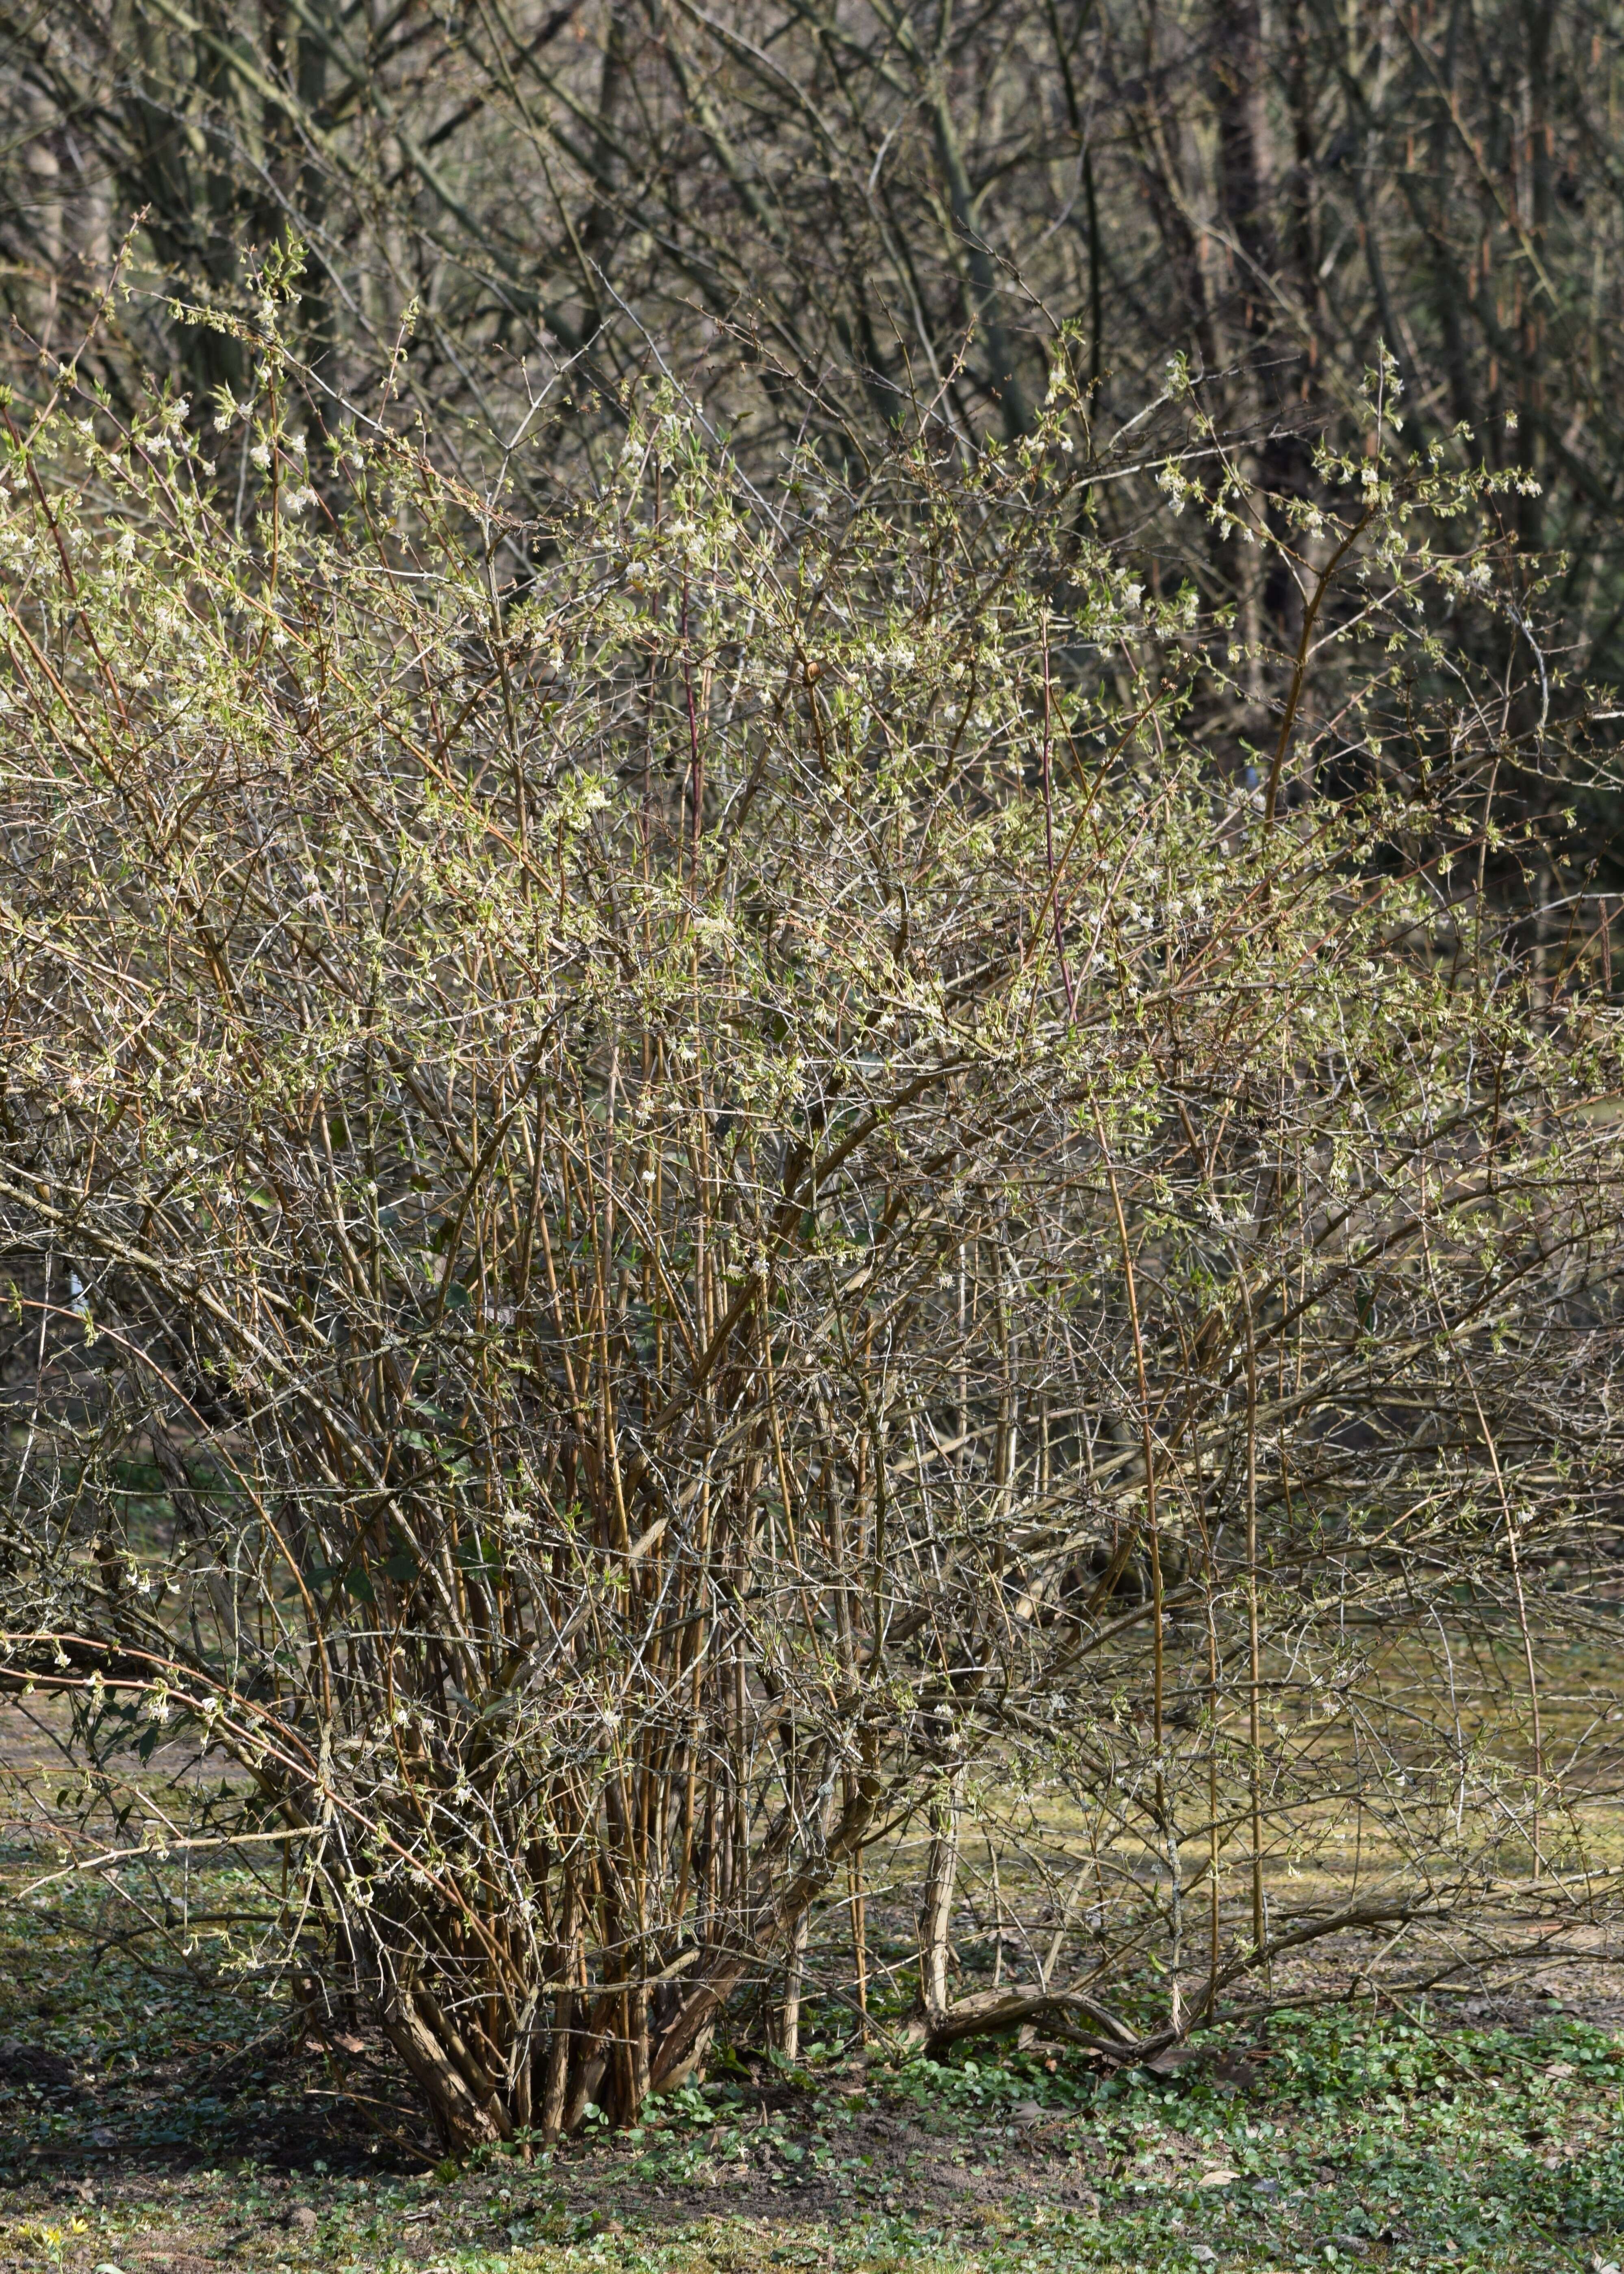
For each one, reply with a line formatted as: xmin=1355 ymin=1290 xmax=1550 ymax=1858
xmin=1 ymin=300 xmax=1620 ymax=2146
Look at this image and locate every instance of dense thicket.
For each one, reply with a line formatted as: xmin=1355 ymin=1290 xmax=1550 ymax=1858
xmin=0 ymin=302 xmax=1621 ymax=2145
xmin=2 ymin=0 xmax=1624 ymax=2154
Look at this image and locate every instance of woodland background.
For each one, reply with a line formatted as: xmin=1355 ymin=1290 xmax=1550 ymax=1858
xmin=0 ymin=0 xmax=1615 ymax=646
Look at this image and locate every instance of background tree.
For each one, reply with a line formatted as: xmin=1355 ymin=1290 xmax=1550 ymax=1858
xmin=4 ymin=0 xmax=1615 ymax=914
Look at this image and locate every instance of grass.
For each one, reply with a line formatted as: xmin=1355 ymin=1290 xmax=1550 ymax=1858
xmin=4 ymin=1652 xmax=1624 ymax=2274
xmin=2 ymin=1850 xmax=1623 ymax=2274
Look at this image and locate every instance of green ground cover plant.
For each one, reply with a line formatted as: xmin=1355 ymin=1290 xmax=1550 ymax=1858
xmin=2 ymin=1837 xmax=1622 ymax=2274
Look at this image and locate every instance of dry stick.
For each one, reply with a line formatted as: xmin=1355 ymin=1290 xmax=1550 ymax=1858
xmin=847 ymin=1778 xmax=871 ymax=2042
xmin=1243 ymin=1284 xmax=1267 ymax=1972
xmin=1459 ymin=1358 xmax=1546 ymax=1883
xmin=1413 ymin=1201 xmax=1546 ymax=1883
xmin=1040 ymin=609 xmax=1075 ymax=1017
xmin=1092 ymin=1113 xmax=1163 ymax=1748
xmin=1092 ymin=1104 xmax=1175 ymax=2028
xmin=681 ymin=570 xmax=703 ymax=886
xmin=994 ymin=1843 xmax=1016 ymax=1991
xmin=1206 ymin=1595 xmax=1222 ymax=2024
xmin=1183 ymin=1433 xmax=1223 ymax=2026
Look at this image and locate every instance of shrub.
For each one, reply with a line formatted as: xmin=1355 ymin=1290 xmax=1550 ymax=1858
xmin=1 ymin=312 xmax=1620 ymax=2146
